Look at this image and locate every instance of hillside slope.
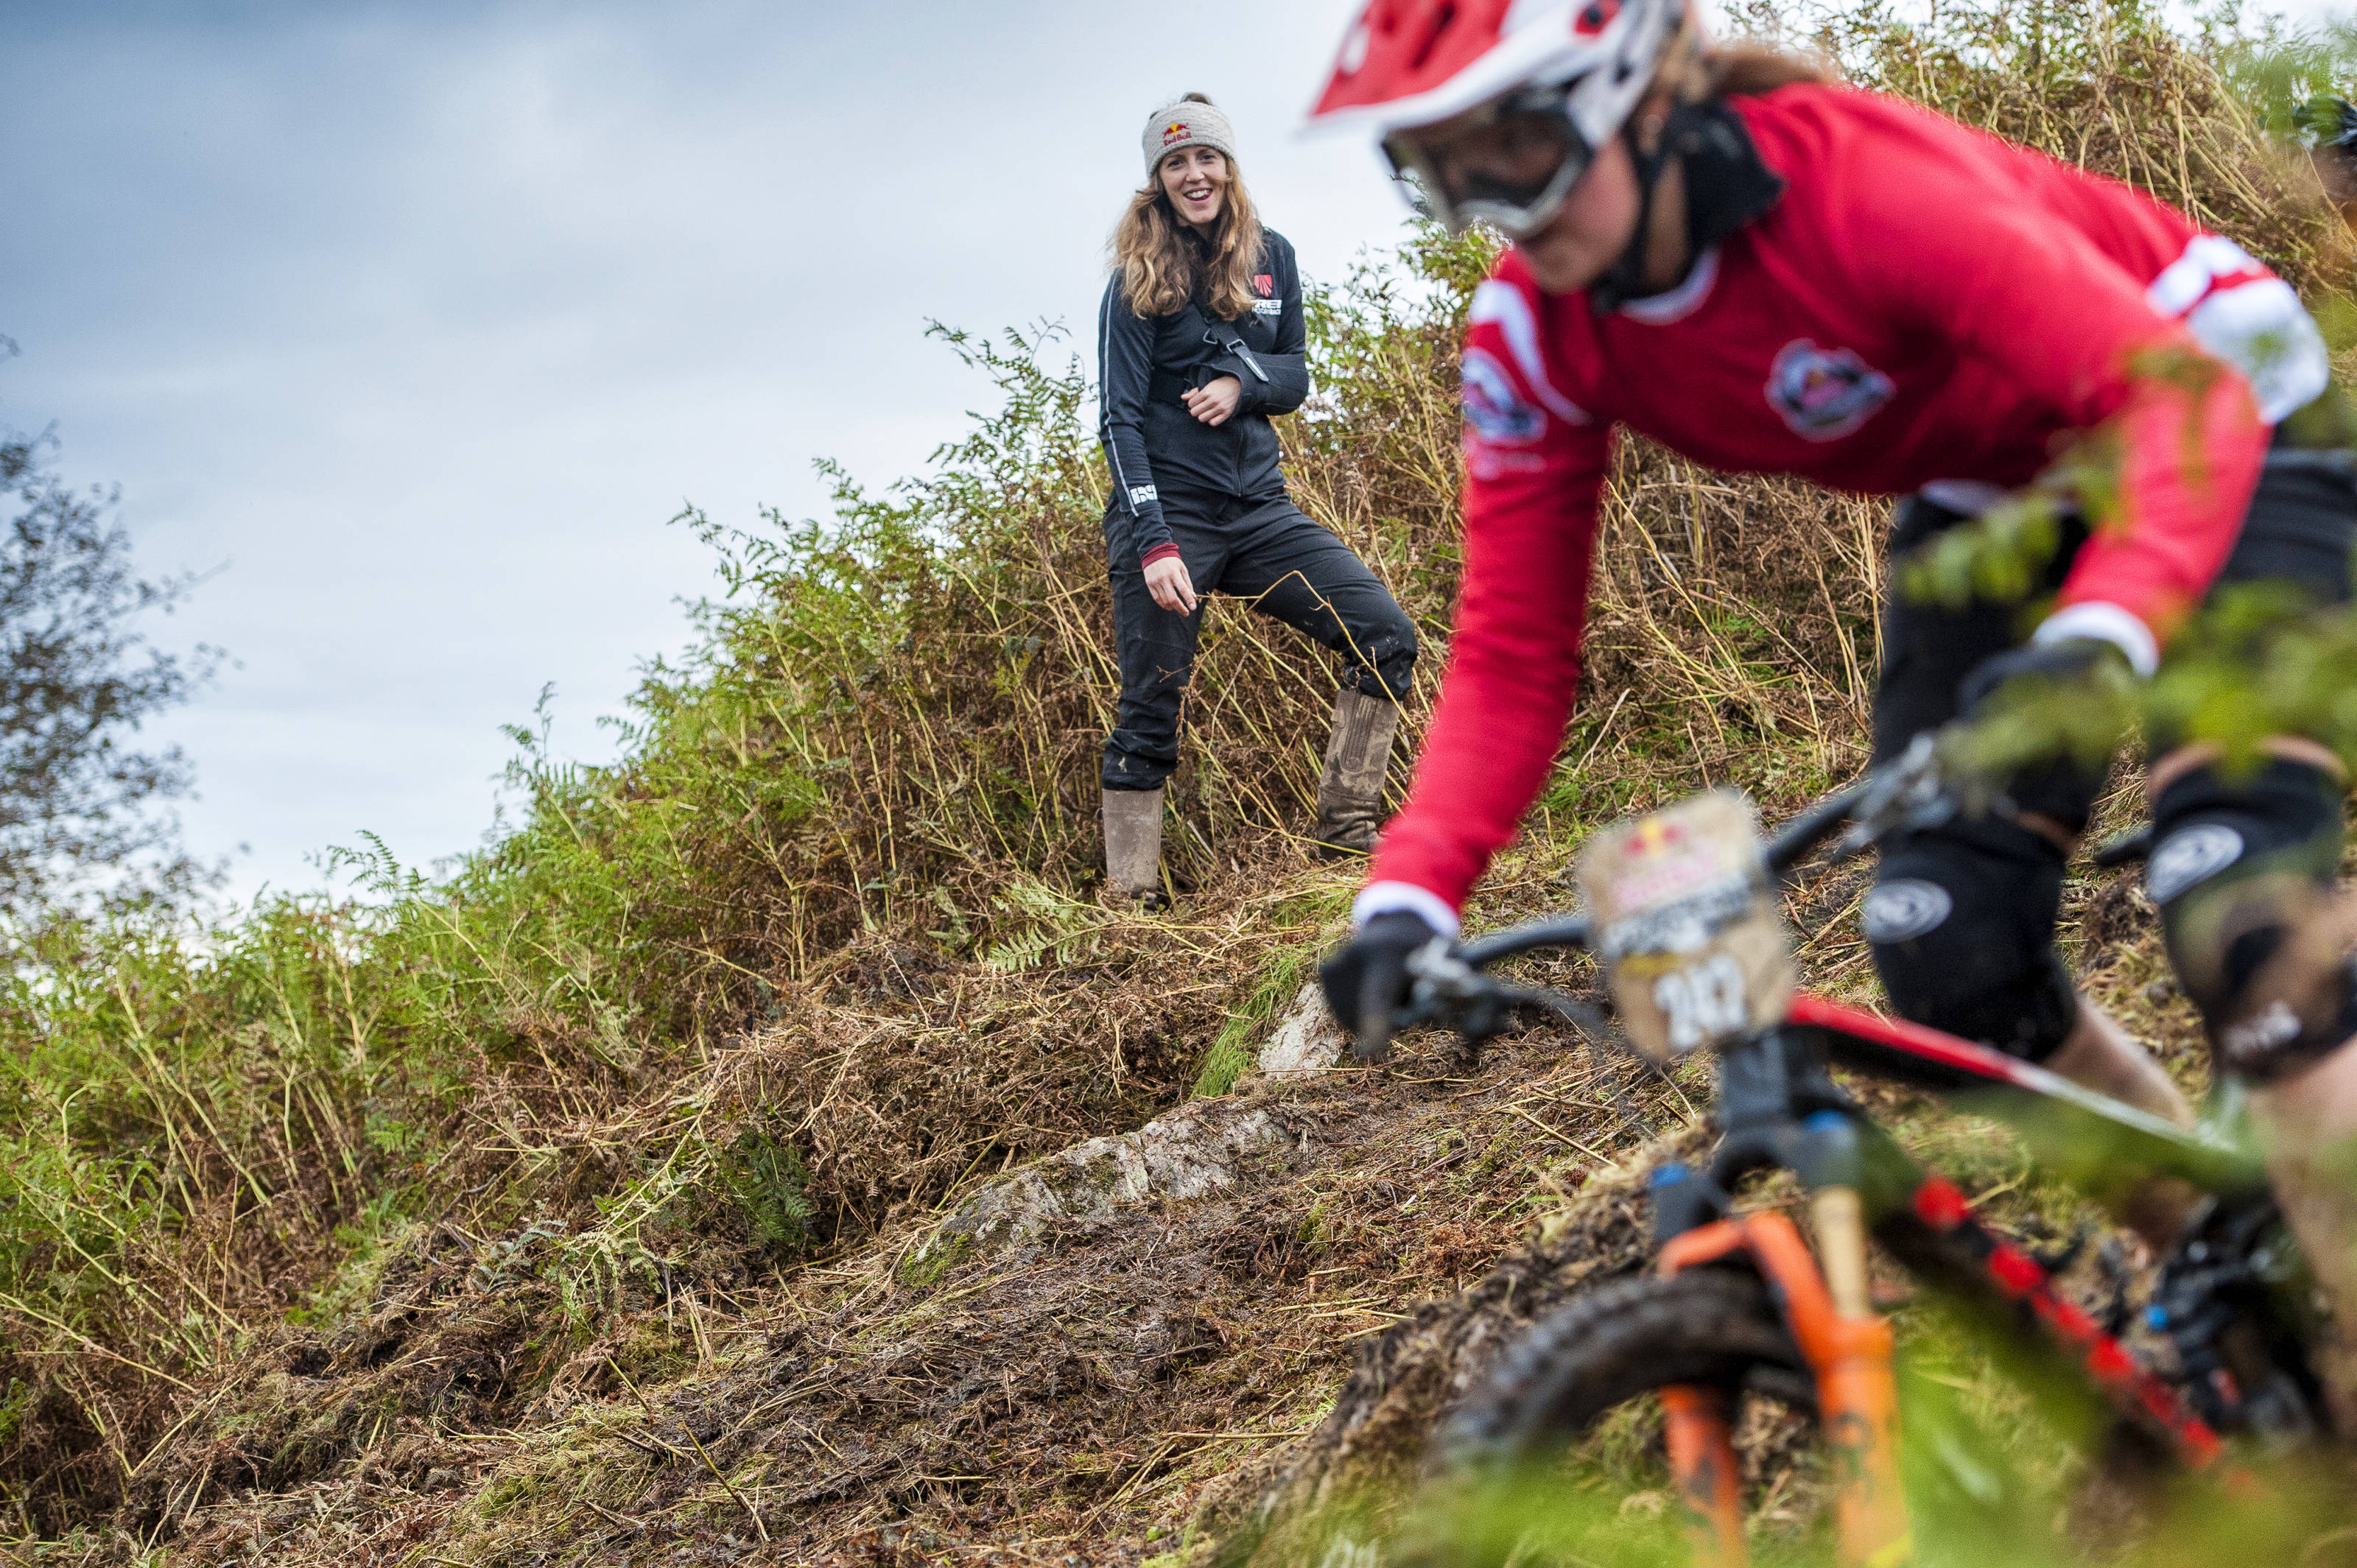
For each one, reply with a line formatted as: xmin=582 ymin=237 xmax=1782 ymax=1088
xmin=7 ymin=1 xmax=2356 ymax=1561
xmin=63 ymin=855 xmax=2196 ymax=1567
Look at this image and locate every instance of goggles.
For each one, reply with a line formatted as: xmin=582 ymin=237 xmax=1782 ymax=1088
xmin=1381 ymin=83 xmax=1595 ymax=239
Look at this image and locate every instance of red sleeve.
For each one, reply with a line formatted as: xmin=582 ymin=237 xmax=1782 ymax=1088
xmin=1850 ymin=119 xmax=2266 ymax=648
xmin=1366 ymin=269 xmax=1612 ymax=913
xmin=2051 ymin=358 xmax=2265 ymax=652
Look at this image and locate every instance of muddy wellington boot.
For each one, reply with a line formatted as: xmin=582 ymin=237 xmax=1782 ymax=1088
xmin=1313 ymin=689 xmax=1399 ymax=857
xmin=1102 ymin=787 xmax=1165 ymax=903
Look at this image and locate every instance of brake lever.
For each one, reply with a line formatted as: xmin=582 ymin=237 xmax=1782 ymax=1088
xmin=1392 ymin=942 xmax=1623 ymax=1066
xmin=1830 ymin=734 xmax=1946 ymax=857
xmin=1827 ymin=730 xmax=2019 ymax=860
xmin=1360 ymin=939 xmax=1510 ymax=1066
xmin=1404 ymin=939 xmax=1504 ymax=1030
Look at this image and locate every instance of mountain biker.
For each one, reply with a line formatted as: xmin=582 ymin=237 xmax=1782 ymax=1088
xmin=1306 ymin=0 xmax=2357 ymax=1416
xmin=1096 ymin=94 xmax=1419 ymax=900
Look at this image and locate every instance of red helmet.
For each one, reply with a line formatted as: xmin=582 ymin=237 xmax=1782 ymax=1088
xmin=1309 ymin=0 xmax=1692 ymax=235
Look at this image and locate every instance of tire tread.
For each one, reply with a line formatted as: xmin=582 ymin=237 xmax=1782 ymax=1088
xmin=1439 ymin=1269 xmax=1810 ymax=1470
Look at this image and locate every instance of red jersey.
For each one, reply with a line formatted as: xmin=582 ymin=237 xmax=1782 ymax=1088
xmin=1365 ymin=82 xmax=2326 ymax=926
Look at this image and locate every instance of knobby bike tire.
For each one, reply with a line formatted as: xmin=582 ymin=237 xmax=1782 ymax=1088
xmin=1439 ymin=1270 xmax=1815 ymax=1472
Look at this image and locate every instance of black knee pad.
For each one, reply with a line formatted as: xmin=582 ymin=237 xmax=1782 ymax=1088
xmin=1866 ymin=817 xmax=2079 ymax=1060
xmin=2150 ymin=759 xmax=2354 ymax=1080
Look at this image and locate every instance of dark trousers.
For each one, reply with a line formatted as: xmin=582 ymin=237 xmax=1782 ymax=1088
xmin=1102 ymin=490 xmax=1418 ymax=792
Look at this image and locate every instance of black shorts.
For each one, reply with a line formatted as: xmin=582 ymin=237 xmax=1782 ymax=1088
xmin=1873 ymin=446 xmax=2357 ymax=769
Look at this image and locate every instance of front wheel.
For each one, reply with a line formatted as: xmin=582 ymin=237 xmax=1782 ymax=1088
xmin=1408 ymin=1270 xmax=1819 ymax=1565
xmin=1425 ymin=1267 xmax=2067 ymax=1565
xmin=1439 ymin=1269 xmax=1816 ymax=1468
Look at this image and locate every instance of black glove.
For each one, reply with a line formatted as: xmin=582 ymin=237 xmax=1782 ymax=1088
xmin=1957 ymin=635 xmax=2129 ymax=716
xmin=1320 ymin=909 xmax=1446 ymax=1064
xmin=1949 ymin=636 xmax=2135 ymax=824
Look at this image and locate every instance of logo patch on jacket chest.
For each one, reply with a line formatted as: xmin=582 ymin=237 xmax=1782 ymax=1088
xmin=1766 ymin=339 xmax=1894 ymax=440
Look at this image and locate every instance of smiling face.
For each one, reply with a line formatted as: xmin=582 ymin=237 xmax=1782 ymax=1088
xmin=1157 ymin=145 xmax=1230 ymax=232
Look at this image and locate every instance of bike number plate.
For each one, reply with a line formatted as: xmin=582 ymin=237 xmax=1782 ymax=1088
xmin=1576 ymin=790 xmax=1795 ymax=1063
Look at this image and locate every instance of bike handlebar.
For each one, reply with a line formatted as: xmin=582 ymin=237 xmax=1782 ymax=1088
xmin=1442 ymin=734 xmax=1946 ymax=978
xmin=1381 ymin=739 xmax=2258 ymax=1209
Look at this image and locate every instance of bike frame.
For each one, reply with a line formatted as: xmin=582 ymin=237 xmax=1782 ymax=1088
xmin=1637 ymin=994 xmax=2252 ymax=1567
xmin=1422 ymin=923 xmax=2276 ymax=1567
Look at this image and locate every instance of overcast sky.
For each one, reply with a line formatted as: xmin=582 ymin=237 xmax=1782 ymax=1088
xmin=1 ymin=0 xmax=2346 ymax=910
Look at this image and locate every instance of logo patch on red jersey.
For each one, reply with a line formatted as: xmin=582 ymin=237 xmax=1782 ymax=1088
xmin=1766 ymin=340 xmax=1894 ymax=440
xmin=1461 ymin=349 xmax=1545 ymax=446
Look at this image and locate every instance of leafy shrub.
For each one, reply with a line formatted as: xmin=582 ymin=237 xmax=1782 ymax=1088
xmin=4 ymin=0 xmax=2353 ymax=1540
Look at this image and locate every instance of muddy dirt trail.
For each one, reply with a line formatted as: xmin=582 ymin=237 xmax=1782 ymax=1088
xmin=105 ymin=992 xmax=1713 ymax=1568
xmin=71 ymin=851 xmax=2187 ymax=1568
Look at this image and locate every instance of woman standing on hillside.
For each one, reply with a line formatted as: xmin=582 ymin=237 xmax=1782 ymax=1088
xmin=1095 ymin=94 xmax=1419 ymax=902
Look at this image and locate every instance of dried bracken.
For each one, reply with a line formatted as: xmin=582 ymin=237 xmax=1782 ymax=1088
xmin=4 ymin=0 xmax=2350 ymax=1557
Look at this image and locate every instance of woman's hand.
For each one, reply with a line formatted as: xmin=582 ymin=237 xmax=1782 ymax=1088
xmin=1144 ymin=555 xmax=1199 ymax=614
xmin=1182 ymin=376 xmax=1243 ymax=427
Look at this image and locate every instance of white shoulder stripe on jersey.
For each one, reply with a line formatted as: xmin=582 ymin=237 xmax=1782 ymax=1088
xmin=2145 ymin=236 xmax=2330 ymax=423
xmin=1468 ymin=280 xmax=1591 ymax=424
xmin=2146 ymin=234 xmax=2262 ymax=317
xmin=2185 ymin=278 xmax=2330 ymax=425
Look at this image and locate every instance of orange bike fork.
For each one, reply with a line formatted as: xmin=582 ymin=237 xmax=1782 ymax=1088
xmin=1660 ymin=1383 xmax=1746 ymax=1566
xmin=1660 ymin=1204 xmax=1914 ymax=1568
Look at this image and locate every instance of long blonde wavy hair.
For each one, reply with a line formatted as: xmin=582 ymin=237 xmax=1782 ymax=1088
xmin=1111 ymin=98 xmax=1266 ymax=322
xmin=1640 ymin=29 xmax=1840 ymax=146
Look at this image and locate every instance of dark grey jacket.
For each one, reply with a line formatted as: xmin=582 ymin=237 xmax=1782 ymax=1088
xmin=1096 ymin=229 xmax=1309 ymax=564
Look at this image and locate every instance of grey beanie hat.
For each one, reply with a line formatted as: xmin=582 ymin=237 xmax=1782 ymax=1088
xmin=1142 ymin=94 xmax=1237 ymax=177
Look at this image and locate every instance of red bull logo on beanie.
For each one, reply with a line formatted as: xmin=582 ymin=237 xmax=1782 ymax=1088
xmin=1162 ymin=121 xmax=1191 ymax=147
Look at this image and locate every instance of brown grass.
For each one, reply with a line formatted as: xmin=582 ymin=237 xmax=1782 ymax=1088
xmin=6 ymin=0 xmax=2353 ymax=1553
